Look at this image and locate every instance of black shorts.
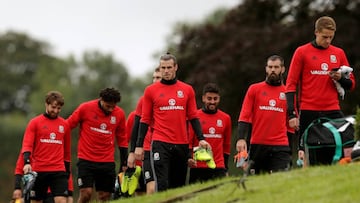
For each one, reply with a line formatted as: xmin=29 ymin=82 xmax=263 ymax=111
xmin=43 ymin=193 xmax=54 ymax=203
xmin=77 ymin=159 xmax=115 ymax=193
xmin=189 ymin=168 xmax=226 ymax=184
xmin=143 ymin=150 xmax=154 ymax=184
xmin=249 ymin=144 xmax=291 ymax=174
xmin=30 ymin=171 xmax=68 ymax=201
xmin=43 ymin=191 xmax=73 ymax=203
xmin=152 ymin=141 xmax=189 ymax=191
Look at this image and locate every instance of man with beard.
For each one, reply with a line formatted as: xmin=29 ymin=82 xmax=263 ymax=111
xmin=20 ymin=91 xmax=71 ymax=202
xmin=67 ymin=87 xmax=128 ymax=202
xmin=236 ymin=55 xmax=291 ymax=174
xmin=134 ymin=53 xmax=210 ymax=192
xmin=188 ymin=83 xmax=231 ymax=183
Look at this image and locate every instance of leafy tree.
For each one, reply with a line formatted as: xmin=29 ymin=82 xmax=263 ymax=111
xmin=66 ymin=50 xmax=134 ymax=114
xmin=0 ymin=31 xmax=52 ymax=114
xmin=162 ymin=0 xmax=360 ymax=173
xmin=2 ymin=0 xmax=360 ymax=200
xmin=28 ymin=56 xmax=75 ymax=117
xmin=165 ymin=0 xmax=360 ymax=125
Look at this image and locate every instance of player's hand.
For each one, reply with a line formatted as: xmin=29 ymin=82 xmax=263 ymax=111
xmin=12 ymin=189 xmax=22 ymax=200
xmin=187 ymin=158 xmax=196 ymax=167
xmin=289 ymin=117 xmax=299 ymax=131
xmin=199 ymin=140 xmax=211 ymax=149
xmin=298 ymin=150 xmax=306 ymax=168
xmin=127 ymin=152 xmax=136 ymax=168
xmin=329 ymin=69 xmax=341 ymax=81
xmin=23 ymin=164 xmax=32 ymax=174
xmin=236 ymin=139 xmax=247 ymax=152
xmin=134 ymin=147 xmax=144 ymax=161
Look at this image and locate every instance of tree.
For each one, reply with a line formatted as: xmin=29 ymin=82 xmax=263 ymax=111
xmin=0 ymin=31 xmax=52 ymax=114
xmin=161 ymin=0 xmax=360 ymax=174
xmin=164 ymin=0 xmax=360 ymax=125
xmin=70 ymin=50 xmax=134 ymax=114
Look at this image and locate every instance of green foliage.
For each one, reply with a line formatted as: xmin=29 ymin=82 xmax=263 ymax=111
xmin=0 ymin=113 xmax=28 ymax=200
xmin=2 ymin=0 xmax=360 ymax=200
xmin=0 ymin=35 xmax=139 ymax=200
xmin=164 ymin=0 xmax=360 ymax=126
xmin=0 ymin=31 xmax=51 ymax=114
xmin=74 ymin=50 xmax=134 ymax=114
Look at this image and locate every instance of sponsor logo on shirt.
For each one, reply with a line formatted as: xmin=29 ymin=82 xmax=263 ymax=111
xmin=159 ymin=98 xmax=184 ymax=110
xmin=259 ymin=99 xmax=284 ymax=112
xmin=90 ymin=128 xmax=112 ymax=134
xmin=40 ymin=132 xmax=63 ymax=144
xmin=90 ymin=123 xmax=112 ymax=134
xmin=204 ymin=134 xmax=222 ymax=138
xmin=204 ymin=127 xmax=222 ymax=138
xmin=310 ymin=63 xmax=329 ymax=75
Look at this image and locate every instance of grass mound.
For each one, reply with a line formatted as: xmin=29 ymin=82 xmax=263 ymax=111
xmin=114 ymin=163 xmax=360 ymax=203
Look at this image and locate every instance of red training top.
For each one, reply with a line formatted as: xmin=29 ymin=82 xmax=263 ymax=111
xmin=126 ymin=110 xmax=136 ymax=143
xmin=135 ymin=96 xmax=153 ymax=151
xmin=126 ymin=110 xmax=142 ymax=166
xmin=141 ymin=80 xmax=198 ymax=144
xmin=189 ymin=109 xmax=232 ymax=169
xmin=21 ymin=114 xmax=71 ymax=172
xmin=238 ymin=81 xmax=288 ymax=146
xmin=286 ymin=43 xmax=355 ymax=110
xmin=67 ymin=100 xmax=127 ymax=162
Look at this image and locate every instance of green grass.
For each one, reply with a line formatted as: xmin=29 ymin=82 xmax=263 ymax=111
xmin=113 ymin=163 xmax=360 ymax=203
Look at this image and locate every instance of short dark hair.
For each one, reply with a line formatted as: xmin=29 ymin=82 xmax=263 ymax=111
xmin=99 ymin=87 xmax=121 ymax=103
xmin=202 ymin=83 xmax=220 ymax=95
xmin=45 ymin=91 xmax=64 ymax=106
xmin=160 ymin=53 xmax=177 ymax=65
xmin=267 ymin=55 xmax=284 ymax=67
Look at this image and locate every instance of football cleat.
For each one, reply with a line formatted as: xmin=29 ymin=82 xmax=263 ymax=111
xmin=194 ymin=147 xmax=212 ymax=162
xmin=128 ymin=166 xmax=142 ymax=195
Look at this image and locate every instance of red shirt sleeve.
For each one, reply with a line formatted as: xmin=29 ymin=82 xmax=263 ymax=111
xmin=63 ymin=121 xmax=71 ymax=162
xmin=186 ymin=86 xmax=198 ymax=121
xmin=238 ymin=85 xmax=255 ymax=123
xmin=115 ymin=108 xmax=128 ymax=148
xmin=126 ymin=111 xmax=136 ymax=143
xmin=223 ymin=113 xmax=232 ymax=155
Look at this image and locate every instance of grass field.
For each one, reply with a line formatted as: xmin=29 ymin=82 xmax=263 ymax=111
xmin=113 ymin=163 xmax=360 ymax=203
